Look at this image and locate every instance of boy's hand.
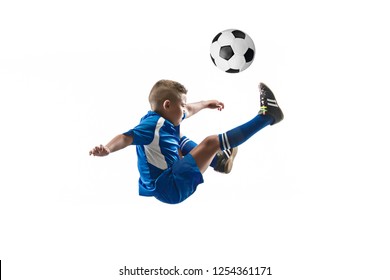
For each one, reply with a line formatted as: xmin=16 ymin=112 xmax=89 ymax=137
xmin=206 ymin=100 xmax=224 ymax=111
xmin=89 ymin=145 xmax=111 ymax=156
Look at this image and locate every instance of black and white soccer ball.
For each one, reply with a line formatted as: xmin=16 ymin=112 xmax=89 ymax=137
xmin=210 ymin=29 xmax=255 ymax=73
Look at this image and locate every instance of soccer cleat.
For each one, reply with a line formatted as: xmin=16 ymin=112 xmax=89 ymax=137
xmin=258 ymin=83 xmax=284 ymax=125
xmin=213 ymin=147 xmax=238 ymax=174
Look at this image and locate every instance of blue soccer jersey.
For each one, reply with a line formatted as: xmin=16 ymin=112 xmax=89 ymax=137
xmin=123 ymin=111 xmax=182 ymax=196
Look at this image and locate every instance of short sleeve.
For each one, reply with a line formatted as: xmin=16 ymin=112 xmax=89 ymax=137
xmin=123 ymin=117 xmax=156 ymax=145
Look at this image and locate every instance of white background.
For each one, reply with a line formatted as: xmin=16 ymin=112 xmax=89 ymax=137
xmin=1 ymin=0 xmax=389 ymax=279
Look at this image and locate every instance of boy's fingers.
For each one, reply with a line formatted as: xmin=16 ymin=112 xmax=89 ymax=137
xmin=89 ymin=146 xmax=100 ymax=156
xmin=89 ymin=145 xmax=109 ymax=156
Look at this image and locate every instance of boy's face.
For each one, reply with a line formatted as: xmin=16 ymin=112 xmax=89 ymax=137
xmin=164 ymin=93 xmax=187 ymax=126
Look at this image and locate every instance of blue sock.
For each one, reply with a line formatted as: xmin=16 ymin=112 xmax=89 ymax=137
xmin=179 ymin=136 xmax=197 ymax=155
xmin=179 ymin=136 xmax=218 ymax=167
xmin=219 ymin=114 xmax=273 ymax=150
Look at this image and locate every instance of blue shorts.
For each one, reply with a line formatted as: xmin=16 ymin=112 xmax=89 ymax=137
xmin=153 ymin=154 xmax=204 ymax=204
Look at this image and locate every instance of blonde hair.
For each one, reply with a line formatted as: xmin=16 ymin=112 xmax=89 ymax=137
xmin=149 ymin=79 xmax=187 ymax=110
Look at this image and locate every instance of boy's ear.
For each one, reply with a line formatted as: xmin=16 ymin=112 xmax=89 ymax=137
xmin=162 ymin=99 xmax=170 ymax=110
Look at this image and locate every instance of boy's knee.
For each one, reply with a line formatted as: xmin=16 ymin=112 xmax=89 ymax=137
xmin=203 ymin=135 xmax=220 ymax=151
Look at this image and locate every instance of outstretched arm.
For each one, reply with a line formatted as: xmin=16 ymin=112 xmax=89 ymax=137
xmin=185 ymin=100 xmax=224 ymax=118
xmin=89 ymin=134 xmax=133 ymax=156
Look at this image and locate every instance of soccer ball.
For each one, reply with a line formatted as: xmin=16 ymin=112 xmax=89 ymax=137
xmin=210 ymin=29 xmax=255 ymax=73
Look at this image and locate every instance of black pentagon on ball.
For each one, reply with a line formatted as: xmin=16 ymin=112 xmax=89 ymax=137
xmin=231 ymin=30 xmax=246 ymax=39
xmin=212 ymin=32 xmax=222 ymax=43
xmin=226 ymin=68 xmax=240 ymax=73
xmin=244 ymin=48 xmax=255 ymax=62
xmin=210 ymin=54 xmax=216 ymax=66
xmin=219 ymin=45 xmax=234 ymax=60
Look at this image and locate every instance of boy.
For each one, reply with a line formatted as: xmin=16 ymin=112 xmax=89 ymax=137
xmin=89 ymin=80 xmax=283 ymax=204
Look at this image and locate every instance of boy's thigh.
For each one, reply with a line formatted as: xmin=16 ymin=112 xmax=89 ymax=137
xmin=154 ymin=154 xmax=204 ymax=204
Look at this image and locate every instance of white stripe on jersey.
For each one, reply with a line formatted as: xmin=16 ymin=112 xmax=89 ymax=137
xmin=144 ymin=117 xmax=168 ymax=170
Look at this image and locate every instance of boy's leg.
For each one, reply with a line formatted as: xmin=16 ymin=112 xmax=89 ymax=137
xmin=189 ymin=115 xmax=270 ymax=173
xmin=219 ymin=83 xmax=283 ymax=149
xmin=190 ymin=82 xmax=283 ymax=174
xmin=180 ymin=136 xmax=237 ymax=173
xmin=189 ymin=135 xmax=221 ymax=173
